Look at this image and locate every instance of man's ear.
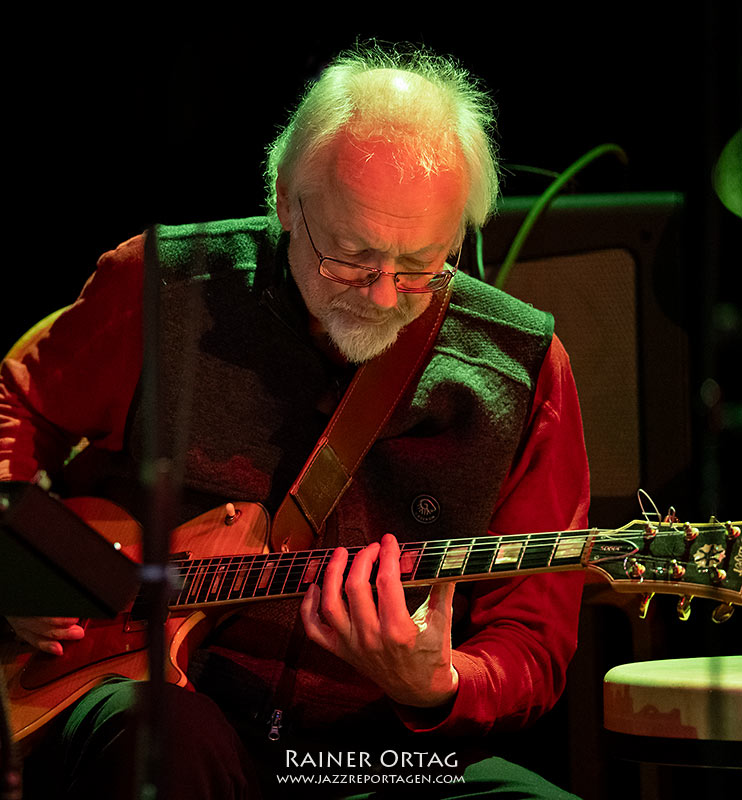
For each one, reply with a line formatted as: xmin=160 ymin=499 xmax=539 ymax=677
xmin=275 ymin=174 xmax=292 ymax=231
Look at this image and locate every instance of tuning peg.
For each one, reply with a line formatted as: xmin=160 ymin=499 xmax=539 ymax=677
xmin=638 ymin=592 xmax=654 ymax=619
xmin=725 ymin=522 xmax=741 ymax=541
xmin=683 ymin=523 xmax=699 ymax=542
xmin=643 ymin=524 xmax=657 ymax=541
xmin=626 ymin=558 xmax=647 ymax=580
xmin=668 ymin=560 xmax=687 ymax=581
xmin=676 ymin=595 xmax=693 ymax=621
xmin=708 ymin=566 xmax=727 ymax=585
xmin=712 ymin=603 xmax=735 ymax=624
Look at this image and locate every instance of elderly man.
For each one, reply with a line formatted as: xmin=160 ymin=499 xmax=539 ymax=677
xmin=1 ymin=45 xmax=589 ymax=798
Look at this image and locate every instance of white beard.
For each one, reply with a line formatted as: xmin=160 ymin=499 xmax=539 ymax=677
xmin=321 ymin=297 xmax=419 ymax=363
xmin=286 ymin=231 xmax=431 ymax=363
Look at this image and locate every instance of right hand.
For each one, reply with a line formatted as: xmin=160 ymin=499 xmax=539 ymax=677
xmin=5 ymin=617 xmax=85 ymax=656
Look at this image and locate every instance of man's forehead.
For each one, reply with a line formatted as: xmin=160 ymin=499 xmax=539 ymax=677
xmin=318 ymin=135 xmax=467 ymax=215
xmin=329 ymin=135 xmax=459 ymax=185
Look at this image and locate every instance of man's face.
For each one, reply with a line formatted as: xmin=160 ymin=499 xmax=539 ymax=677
xmin=278 ymin=137 xmax=468 ymax=363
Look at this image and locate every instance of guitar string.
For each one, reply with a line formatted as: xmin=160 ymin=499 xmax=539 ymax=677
xmin=165 ymin=551 xmax=732 ymax=606
xmin=156 ymin=529 xmax=735 ymax=603
xmin=163 ymin=529 xmax=729 ymax=577
xmin=165 ymin=549 xmax=716 ymax=581
xmin=167 ymin=534 xmax=590 ymax=602
xmin=163 ymin=526 xmax=724 ymax=574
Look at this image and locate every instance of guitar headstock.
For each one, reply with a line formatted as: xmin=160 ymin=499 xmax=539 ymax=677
xmin=586 ymin=519 xmax=742 ymax=620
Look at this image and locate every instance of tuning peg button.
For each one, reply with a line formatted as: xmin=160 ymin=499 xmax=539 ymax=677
xmin=638 ymin=592 xmax=654 ymax=619
xmin=676 ymin=595 xmax=693 ymax=621
xmin=712 ymin=603 xmax=735 ymax=624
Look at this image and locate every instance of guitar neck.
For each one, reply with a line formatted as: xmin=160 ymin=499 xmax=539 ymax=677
xmin=169 ymin=528 xmax=594 ymax=609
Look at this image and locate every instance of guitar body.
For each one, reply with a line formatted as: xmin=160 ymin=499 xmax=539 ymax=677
xmin=1 ymin=497 xmax=271 ymax=751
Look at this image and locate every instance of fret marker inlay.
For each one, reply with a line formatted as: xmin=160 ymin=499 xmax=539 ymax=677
xmin=495 ymin=542 xmax=522 ymax=564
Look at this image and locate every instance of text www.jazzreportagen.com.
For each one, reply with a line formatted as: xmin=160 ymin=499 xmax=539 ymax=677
xmin=277 ymin=773 xmax=465 ymax=785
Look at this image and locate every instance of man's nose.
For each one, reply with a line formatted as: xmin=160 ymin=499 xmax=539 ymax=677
xmin=359 ymin=271 xmax=399 ymax=309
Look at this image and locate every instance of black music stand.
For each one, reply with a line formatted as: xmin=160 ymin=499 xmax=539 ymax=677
xmin=0 ymin=482 xmax=139 ymax=617
xmin=0 ymin=481 xmax=139 ymax=800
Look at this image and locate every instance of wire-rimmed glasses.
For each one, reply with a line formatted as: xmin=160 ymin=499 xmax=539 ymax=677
xmin=299 ymin=199 xmax=459 ymax=293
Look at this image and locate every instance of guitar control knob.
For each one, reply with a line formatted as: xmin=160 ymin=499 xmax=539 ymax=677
xmin=676 ymin=595 xmax=693 ymax=621
xmin=224 ymin=502 xmax=241 ymax=526
xmin=712 ymin=603 xmax=735 ymax=624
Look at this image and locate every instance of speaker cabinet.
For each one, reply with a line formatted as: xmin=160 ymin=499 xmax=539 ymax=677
xmin=467 ymin=193 xmax=691 ymax=526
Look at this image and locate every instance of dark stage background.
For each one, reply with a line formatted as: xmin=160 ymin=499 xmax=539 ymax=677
xmin=4 ymin=8 xmax=741 ymax=797
xmin=7 ymin=8 xmax=739 ymax=519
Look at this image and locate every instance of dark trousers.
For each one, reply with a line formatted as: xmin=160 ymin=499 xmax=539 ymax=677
xmin=22 ymin=680 xmax=581 ymax=800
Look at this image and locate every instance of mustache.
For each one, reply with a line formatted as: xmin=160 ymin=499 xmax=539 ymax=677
xmin=329 ymin=297 xmax=407 ymax=323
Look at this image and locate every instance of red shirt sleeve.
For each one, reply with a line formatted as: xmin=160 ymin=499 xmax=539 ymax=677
xmin=0 ymin=235 xmax=144 ymax=482
xmin=399 ymin=335 xmax=590 ymax=735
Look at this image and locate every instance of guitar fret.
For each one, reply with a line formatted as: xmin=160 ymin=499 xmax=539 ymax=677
xmin=519 ymin=533 xmax=554 ymax=570
xmin=552 ymin=533 xmax=588 ymax=563
xmin=300 ymin=554 xmax=325 ymax=588
xmin=289 ymin=552 xmax=311 ymax=594
xmin=208 ymin=558 xmax=229 ymax=600
xmin=438 ymin=541 xmax=470 ymax=577
xmin=315 ymin=550 xmax=333 ymax=588
xmin=188 ymin=560 xmax=209 ymax=604
xmin=229 ymin=556 xmax=252 ymax=598
xmin=266 ymin=552 xmax=298 ymax=597
xmin=416 ymin=541 xmax=445 ymax=580
xmin=516 ymin=534 xmax=530 ymax=569
xmin=175 ymin=560 xmax=198 ymax=605
xmin=169 ymin=529 xmax=595 ymax=609
xmin=463 ymin=538 xmax=498 ymax=576
xmin=219 ymin=556 xmax=237 ymax=599
xmin=492 ymin=539 xmax=523 ymax=569
xmin=399 ymin=544 xmax=424 ymax=581
xmin=253 ymin=555 xmax=279 ymax=597
xmin=196 ymin=560 xmax=219 ymax=604
xmin=239 ymin=554 xmax=269 ymax=599
xmin=220 ymin=558 xmax=242 ymax=601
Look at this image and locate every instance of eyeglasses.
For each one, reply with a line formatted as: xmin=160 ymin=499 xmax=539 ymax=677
xmin=299 ymin=199 xmax=460 ymax=293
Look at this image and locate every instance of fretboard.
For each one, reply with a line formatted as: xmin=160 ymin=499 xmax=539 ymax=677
xmin=169 ymin=529 xmax=594 ymax=609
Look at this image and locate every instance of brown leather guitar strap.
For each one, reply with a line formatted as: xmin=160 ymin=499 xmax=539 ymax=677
xmin=270 ymin=284 xmax=452 ymax=552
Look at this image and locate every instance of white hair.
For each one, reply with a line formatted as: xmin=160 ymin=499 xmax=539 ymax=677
xmin=265 ymin=42 xmax=500 ymax=237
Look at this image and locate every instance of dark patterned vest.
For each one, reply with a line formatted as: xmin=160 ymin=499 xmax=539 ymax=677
xmin=122 ymin=216 xmax=554 ymax=733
